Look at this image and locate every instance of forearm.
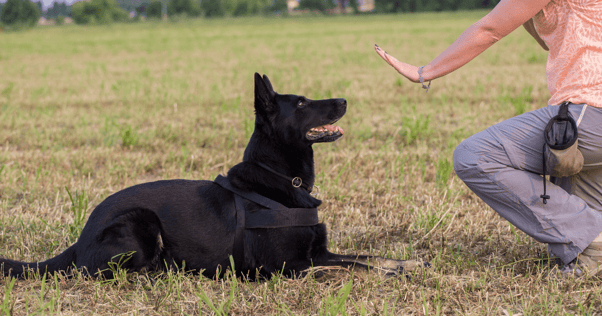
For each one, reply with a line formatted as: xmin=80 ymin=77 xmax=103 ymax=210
xmin=420 ymin=21 xmax=500 ymax=81
xmin=375 ymin=0 xmax=551 ymax=84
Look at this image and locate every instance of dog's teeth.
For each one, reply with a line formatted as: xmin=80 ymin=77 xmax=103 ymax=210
xmin=307 ymin=124 xmax=344 ymax=141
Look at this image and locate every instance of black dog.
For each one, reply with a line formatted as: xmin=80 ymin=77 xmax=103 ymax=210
xmin=1 ymin=73 xmax=423 ymax=280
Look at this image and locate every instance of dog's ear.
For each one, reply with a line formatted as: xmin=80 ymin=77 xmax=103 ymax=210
xmin=262 ymin=74 xmax=275 ymax=93
xmin=254 ymin=72 xmax=275 ymax=113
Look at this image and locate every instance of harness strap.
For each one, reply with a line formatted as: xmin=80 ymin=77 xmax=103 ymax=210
xmin=253 ymin=162 xmax=313 ymax=193
xmin=232 ymin=194 xmax=246 ymax=273
xmin=245 ymin=201 xmax=319 ymax=228
xmin=214 ymin=175 xmax=317 ymax=213
xmin=213 ymin=175 xmax=319 ymax=272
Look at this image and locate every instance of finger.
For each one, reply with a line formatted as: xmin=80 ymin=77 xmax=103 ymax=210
xmin=375 ymin=45 xmax=405 ymax=74
xmin=374 ymin=45 xmax=389 ymax=58
xmin=375 ymin=48 xmax=394 ymax=67
xmin=384 ymin=55 xmax=405 ymax=75
xmin=374 ymin=45 xmax=387 ymax=59
xmin=383 ymin=53 xmax=398 ymax=69
xmin=376 ymin=47 xmax=396 ymax=65
xmin=383 ymin=52 xmax=399 ymax=64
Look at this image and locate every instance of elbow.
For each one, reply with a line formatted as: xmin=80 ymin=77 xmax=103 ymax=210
xmin=475 ymin=20 xmax=505 ymax=45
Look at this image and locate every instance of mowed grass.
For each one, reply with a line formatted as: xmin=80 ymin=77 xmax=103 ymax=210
xmin=1 ymin=12 xmax=599 ymax=315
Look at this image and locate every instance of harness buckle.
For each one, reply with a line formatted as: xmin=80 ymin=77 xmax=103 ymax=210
xmin=292 ymin=177 xmax=302 ymax=188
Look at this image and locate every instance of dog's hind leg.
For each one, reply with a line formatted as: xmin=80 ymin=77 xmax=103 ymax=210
xmin=78 ymin=208 xmax=166 ymax=278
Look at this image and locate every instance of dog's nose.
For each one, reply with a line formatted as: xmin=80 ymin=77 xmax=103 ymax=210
xmin=336 ymin=99 xmax=347 ymax=107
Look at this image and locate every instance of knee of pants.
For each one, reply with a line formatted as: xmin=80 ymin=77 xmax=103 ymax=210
xmin=453 ymin=137 xmax=480 ymax=182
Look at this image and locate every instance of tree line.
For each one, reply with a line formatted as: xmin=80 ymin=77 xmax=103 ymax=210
xmin=0 ymin=0 xmax=40 ymax=26
xmin=1 ymin=0 xmax=501 ymax=27
xmin=374 ymin=0 xmax=499 ymax=13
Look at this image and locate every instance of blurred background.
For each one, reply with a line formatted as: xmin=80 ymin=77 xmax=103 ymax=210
xmin=0 ymin=0 xmax=501 ymax=28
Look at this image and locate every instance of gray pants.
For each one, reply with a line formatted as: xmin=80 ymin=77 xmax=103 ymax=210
xmin=453 ymin=103 xmax=602 ymax=264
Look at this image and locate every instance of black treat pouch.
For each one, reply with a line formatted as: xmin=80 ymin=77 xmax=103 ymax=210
xmin=541 ymin=101 xmax=584 ymax=204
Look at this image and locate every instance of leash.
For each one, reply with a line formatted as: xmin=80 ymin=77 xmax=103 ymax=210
xmin=213 ymin=175 xmax=319 ymax=273
xmin=253 ymin=162 xmax=313 ymax=193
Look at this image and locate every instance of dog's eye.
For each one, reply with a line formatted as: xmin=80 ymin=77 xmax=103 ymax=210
xmin=297 ymin=100 xmax=305 ymax=107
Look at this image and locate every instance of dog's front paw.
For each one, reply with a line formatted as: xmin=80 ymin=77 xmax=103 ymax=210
xmin=371 ymin=258 xmax=429 ymax=272
xmin=397 ymin=259 xmax=430 ymax=273
xmin=369 ymin=258 xmax=430 ymax=279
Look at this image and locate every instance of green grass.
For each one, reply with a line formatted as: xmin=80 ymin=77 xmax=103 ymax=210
xmin=1 ymin=12 xmax=599 ymax=315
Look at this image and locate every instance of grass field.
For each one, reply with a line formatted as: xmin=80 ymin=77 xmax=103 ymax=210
xmin=1 ymin=12 xmax=600 ymax=315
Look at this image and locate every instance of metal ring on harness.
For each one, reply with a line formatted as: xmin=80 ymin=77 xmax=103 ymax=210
xmin=292 ymin=177 xmax=302 ymax=188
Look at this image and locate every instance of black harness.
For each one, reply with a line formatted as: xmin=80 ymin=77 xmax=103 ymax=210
xmin=213 ymin=175 xmax=319 ymax=272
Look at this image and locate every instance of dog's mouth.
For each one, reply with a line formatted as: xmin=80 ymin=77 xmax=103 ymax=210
xmin=306 ymin=119 xmax=344 ymax=142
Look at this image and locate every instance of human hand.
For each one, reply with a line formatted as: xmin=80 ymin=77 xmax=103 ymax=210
xmin=374 ymin=44 xmax=420 ymax=83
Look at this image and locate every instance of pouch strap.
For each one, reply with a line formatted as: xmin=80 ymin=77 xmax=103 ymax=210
xmin=541 ymin=143 xmax=550 ymax=204
xmin=558 ymin=101 xmax=570 ymax=119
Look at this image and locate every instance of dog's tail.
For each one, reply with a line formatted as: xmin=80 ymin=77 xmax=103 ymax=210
xmin=1 ymin=244 xmax=77 ymax=279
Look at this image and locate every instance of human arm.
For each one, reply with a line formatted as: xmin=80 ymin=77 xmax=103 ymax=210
xmin=375 ymin=0 xmax=551 ymax=83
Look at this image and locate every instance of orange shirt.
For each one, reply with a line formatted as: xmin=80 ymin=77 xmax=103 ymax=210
xmin=533 ymin=0 xmax=602 ymax=108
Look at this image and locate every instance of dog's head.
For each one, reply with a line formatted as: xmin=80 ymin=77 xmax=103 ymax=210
xmin=253 ymin=73 xmax=346 ymax=145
